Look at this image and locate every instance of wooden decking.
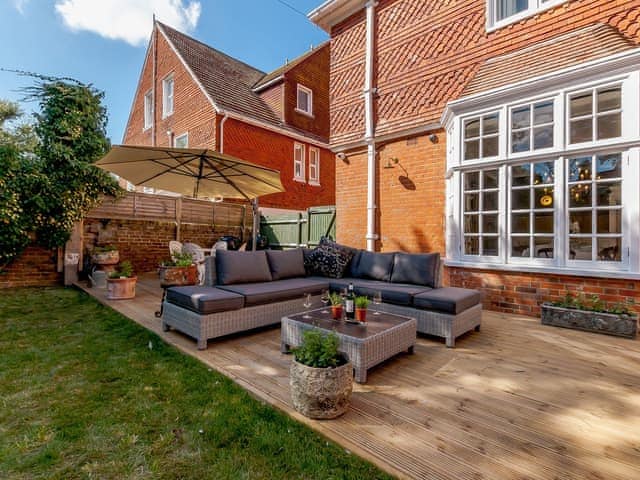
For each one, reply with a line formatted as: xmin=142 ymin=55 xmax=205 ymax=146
xmin=78 ymin=275 xmax=640 ymax=480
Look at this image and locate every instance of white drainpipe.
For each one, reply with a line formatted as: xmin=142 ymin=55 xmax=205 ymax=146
xmin=364 ymin=1 xmax=377 ymax=251
xmin=219 ymin=112 xmax=229 ymax=153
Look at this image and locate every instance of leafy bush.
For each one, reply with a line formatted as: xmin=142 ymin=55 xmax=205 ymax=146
xmin=159 ymin=252 xmax=194 ymax=268
xmin=551 ymin=291 xmax=635 ymax=316
xmin=355 ymin=296 xmax=369 ymax=309
xmin=109 ymin=260 xmax=134 ymax=279
xmin=293 ymin=329 xmax=346 ymax=368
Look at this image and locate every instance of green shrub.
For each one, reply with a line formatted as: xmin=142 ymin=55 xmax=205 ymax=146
xmin=293 ymin=329 xmax=346 ymax=368
xmin=551 ymin=291 xmax=635 ymax=316
xmin=109 ymin=260 xmax=134 ymax=279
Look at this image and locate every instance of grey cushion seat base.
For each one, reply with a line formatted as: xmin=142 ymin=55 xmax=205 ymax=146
xmin=217 ymin=277 xmax=329 ymax=307
xmin=412 ymin=287 xmax=481 ymax=315
xmin=166 ymin=286 xmax=245 ymax=315
xmin=329 ymin=277 xmax=432 ymax=306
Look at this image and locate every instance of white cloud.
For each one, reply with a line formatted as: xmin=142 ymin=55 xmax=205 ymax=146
xmin=55 ymin=0 xmax=201 ymax=47
xmin=13 ymin=0 xmax=30 ymax=14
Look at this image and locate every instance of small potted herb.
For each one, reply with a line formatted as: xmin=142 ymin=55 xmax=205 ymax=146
xmin=158 ymin=252 xmax=198 ymax=287
xmin=290 ymin=329 xmax=352 ymax=419
xmin=106 ymin=260 xmax=137 ymax=300
xmin=329 ymin=292 xmax=343 ymax=320
xmin=355 ymin=296 xmax=369 ymax=323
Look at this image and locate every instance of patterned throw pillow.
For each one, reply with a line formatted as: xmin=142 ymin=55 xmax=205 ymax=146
xmin=307 ymin=243 xmax=354 ymax=278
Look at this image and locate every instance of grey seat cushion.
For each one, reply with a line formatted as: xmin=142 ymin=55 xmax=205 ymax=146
xmin=166 ymin=286 xmax=245 ymax=315
xmin=412 ymin=287 xmax=481 ymax=315
xmin=266 ymin=248 xmax=306 ymax=280
xmin=329 ymin=277 xmax=431 ymax=306
xmin=390 ymin=252 xmax=440 ymax=287
xmin=217 ymin=278 xmax=330 ymax=307
xmin=355 ymin=251 xmax=395 ymax=281
xmin=216 ymin=250 xmax=272 ymax=285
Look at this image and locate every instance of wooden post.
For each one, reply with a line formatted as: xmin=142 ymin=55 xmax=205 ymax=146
xmin=63 ymin=221 xmax=83 ymax=286
xmin=175 ymin=196 xmax=182 ymax=241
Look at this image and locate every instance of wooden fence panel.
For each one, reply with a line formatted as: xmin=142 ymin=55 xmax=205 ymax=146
xmin=260 ymin=206 xmax=336 ymax=249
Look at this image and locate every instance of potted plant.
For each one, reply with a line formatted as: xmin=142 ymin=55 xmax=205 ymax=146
xmin=91 ymin=244 xmax=119 ymax=273
xmin=290 ymin=329 xmax=352 ymax=419
xmin=541 ymin=292 xmax=637 ymax=338
xmin=329 ymin=292 xmax=343 ymax=320
xmin=355 ymin=296 xmax=369 ymax=323
xmin=158 ymin=252 xmax=198 ymax=287
xmin=106 ymin=260 xmax=137 ymax=300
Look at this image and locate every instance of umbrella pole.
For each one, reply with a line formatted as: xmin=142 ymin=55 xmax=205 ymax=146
xmin=251 ymin=199 xmax=259 ymax=252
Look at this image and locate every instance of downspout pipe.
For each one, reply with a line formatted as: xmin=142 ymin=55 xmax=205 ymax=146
xmin=364 ymin=1 xmax=377 ymax=252
xmin=152 ymin=15 xmax=157 ymax=147
xmin=219 ymin=112 xmax=229 ymax=153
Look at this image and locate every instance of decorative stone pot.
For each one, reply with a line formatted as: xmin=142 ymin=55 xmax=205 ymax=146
xmin=355 ymin=307 xmax=367 ymax=323
xmin=541 ymin=303 xmax=637 ymax=338
xmin=91 ymin=250 xmax=120 ymax=274
xmin=331 ymin=305 xmax=343 ymax=320
xmin=158 ymin=265 xmax=198 ymax=287
xmin=106 ymin=276 xmax=137 ymax=300
xmin=290 ymin=357 xmax=353 ymax=419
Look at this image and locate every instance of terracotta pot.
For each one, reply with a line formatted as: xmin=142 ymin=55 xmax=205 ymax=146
xmin=106 ymin=276 xmax=137 ymax=300
xmin=289 ymin=358 xmax=352 ymax=419
xmin=355 ymin=307 xmax=367 ymax=323
xmin=331 ymin=305 xmax=343 ymax=320
xmin=158 ymin=265 xmax=198 ymax=287
xmin=91 ymin=250 xmax=119 ymax=266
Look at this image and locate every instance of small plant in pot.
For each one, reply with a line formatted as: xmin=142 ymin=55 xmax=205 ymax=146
xmin=329 ymin=292 xmax=343 ymax=320
xmin=290 ymin=329 xmax=352 ymax=419
xmin=355 ymin=296 xmax=369 ymax=323
xmin=158 ymin=252 xmax=198 ymax=287
xmin=106 ymin=260 xmax=137 ymax=300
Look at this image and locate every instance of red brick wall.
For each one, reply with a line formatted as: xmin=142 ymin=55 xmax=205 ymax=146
xmin=222 ymin=118 xmax=335 ymax=209
xmin=258 ymin=84 xmax=285 ymax=121
xmin=0 ymin=246 xmax=61 ymax=289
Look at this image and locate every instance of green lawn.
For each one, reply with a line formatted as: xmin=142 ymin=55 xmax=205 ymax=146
xmin=0 ymin=287 xmax=392 ymax=480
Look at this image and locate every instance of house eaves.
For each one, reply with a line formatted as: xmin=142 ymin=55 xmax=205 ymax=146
xmin=308 ymin=0 xmax=365 ymax=32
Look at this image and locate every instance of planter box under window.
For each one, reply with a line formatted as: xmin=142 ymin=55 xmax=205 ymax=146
xmin=541 ymin=303 xmax=637 ymax=339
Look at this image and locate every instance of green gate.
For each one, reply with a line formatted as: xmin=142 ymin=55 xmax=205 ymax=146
xmin=260 ymin=206 xmax=336 ymax=249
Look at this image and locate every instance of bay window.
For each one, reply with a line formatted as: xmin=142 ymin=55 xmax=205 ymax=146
xmin=462 ymin=169 xmax=500 ymax=257
xmin=463 ymin=113 xmax=499 ymax=161
xmin=569 ymin=86 xmax=622 ymax=144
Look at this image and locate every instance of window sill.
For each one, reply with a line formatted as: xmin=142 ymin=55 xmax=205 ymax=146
xmin=162 ymin=113 xmax=173 ymax=120
xmin=293 ymin=177 xmax=306 ymax=183
xmin=444 ymin=259 xmax=640 ymax=280
xmin=295 ymin=108 xmax=314 ymax=118
xmin=308 ymin=181 xmax=321 ymax=187
xmin=143 ymin=125 xmax=152 ymax=132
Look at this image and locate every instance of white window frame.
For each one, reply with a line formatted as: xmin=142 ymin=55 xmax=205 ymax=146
xmin=174 ymin=133 xmax=188 ymax=148
xmin=509 ymin=98 xmax=556 ymax=155
xmin=309 ymin=147 xmax=320 ymax=185
xmin=143 ymin=90 xmax=153 ymax=130
xmin=462 ymin=111 xmax=501 ymax=162
xmin=162 ymin=75 xmax=174 ymax=118
xmin=296 ymin=84 xmax=313 ymax=117
xmin=567 ymin=82 xmax=623 ymax=147
xmin=486 ymin=0 xmax=568 ymax=32
xmin=294 ymin=143 xmax=305 ymax=182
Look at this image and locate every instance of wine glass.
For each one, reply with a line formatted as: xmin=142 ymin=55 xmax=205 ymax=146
xmin=302 ymin=293 xmax=313 ymax=319
xmin=373 ymin=291 xmax=382 ymax=315
xmin=320 ymin=289 xmax=330 ymax=314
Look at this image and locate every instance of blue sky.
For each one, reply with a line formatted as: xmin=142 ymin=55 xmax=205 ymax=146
xmin=0 ymin=0 xmax=328 ymax=142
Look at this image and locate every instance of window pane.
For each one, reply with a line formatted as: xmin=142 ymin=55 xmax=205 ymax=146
xmin=511 ymin=106 xmax=530 ymax=129
xmin=512 ymin=189 xmax=530 ymax=210
xmin=496 ymin=0 xmax=527 ymax=21
xmin=597 ymin=210 xmax=621 ymax=234
xmin=464 ymin=193 xmax=479 ymax=212
xmin=568 ymin=157 xmax=592 ymax=182
xmin=464 ymin=140 xmax=480 ymax=160
xmin=534 ymin=187 xmax=554 ymax=208
xmin=465 ymin=237 xmax=479 ymax=255
xmin=570 ymin=211 xmax=592 ymax=234
xmin=297 ymin=90 xmax=309 ymax=111
xmin=511 ymin=236 xmax=530 ymax=257
xmin=484 ymin=169 xmax=499 ymax=189
xmin=597 ymin=238 xmax=621 ymax=261
xmin=570 ymin=238 xmax=592 ymax=260
xmin=570 ymin=93 xmax=592 ymax=118
xmin=533 ymin=125 xmax=553 ymax=149
xmin=597 ymin=182 xmax=621 ymax=206
xmin=570 ymin=118 xmax=593 ymax=143
xmin=512 ymin=164 xmax=530 ymax=186
xmin=483 ymin=237 xmax=499 ymax=256
xmin=535 ymin=238 xmax=554 ymax=258
xmin=464 ymin=119 xmax=480 ymax=138
xmin=597 ymin=113 xmax=621 ymax=140
xmin=533 ymin=162 xmax=554 ymax=185
xmin=483 ymin=114 xmax=499 ymax=135
xmin=569 ymin=184 xmax=592 ymax=208
xmin=533 ymin=101 xmax=553 ymax=125
xmin=483 ymin=214 xmax=499 ymax=234
xmin=596 ymin=154 xmax=621 ymax=179
xmin=483 ymin=191 xmax=499 ymax=211
xmin=597 ymin=87 xmax=621 ymax=112
xmin=511 ymin=130 xmax=530 ymax=153
xmin=534 ymin=212 xmax=554 ymax=234
xmin=511 ymin=212 xmax=529 ymax=233
xmin=483 ymin=136 xmax=499 ymax=157
xmin=464 ymin=172 xmax=479 ymax=191
xmin=464 ymin=215 xmax=479 ymax=233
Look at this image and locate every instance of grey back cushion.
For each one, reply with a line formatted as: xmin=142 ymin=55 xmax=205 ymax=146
xmin=266 ymin=248 xmax=306 ymax=280
xmin=390 ymin=252 xmax=440 ymax=288
xmin=215 ymin=250 xmax=272 ymax=285
xmin=355 ymin=251 xmax=395 ymax=281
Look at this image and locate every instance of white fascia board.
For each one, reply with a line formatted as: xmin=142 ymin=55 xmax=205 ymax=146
xmin=252 ymin=75 xmax=285 ymax=93
xmin=441 ymin=48 xmax=640 ymax=126
xmin=308 ymin=0 xmax=366 ymax=32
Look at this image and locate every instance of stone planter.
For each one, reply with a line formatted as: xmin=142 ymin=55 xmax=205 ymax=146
xmin=290 ymin=357 xmax=353 ymax=419
xmin=541 ymin=303 xmax=637 ymax=339
xmin=106 ymin=276 xmax=137 ymax=300
xmin=158 ymin=265 xmax=198 ymax=287
xmin=91 ymin=250 xmax=119 ymax=274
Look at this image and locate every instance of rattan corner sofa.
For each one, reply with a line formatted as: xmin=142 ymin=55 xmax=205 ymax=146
xmin=161 ymin=243 xmax=482 ymax=350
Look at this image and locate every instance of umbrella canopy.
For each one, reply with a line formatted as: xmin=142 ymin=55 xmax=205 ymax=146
xmin=96 ymin=145 xmax=284 ymax=200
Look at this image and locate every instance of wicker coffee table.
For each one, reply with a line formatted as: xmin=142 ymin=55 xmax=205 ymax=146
xmin=281 ymin=308 xmax=417 ymax=383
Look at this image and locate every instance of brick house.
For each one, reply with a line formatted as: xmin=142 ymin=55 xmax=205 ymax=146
xmin=309 ymin=0 xmax=640 ymax=316
xmin=122 ymin=21 xmax=334 ymax=210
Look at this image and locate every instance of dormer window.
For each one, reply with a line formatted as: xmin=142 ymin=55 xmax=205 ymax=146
xmin=296 ymin=84 xmax=313 ymax=116
xmin=487 ymin=0 xmax=568 ymax=30
xmin=162 ymin=75 xmax=174 ymax=118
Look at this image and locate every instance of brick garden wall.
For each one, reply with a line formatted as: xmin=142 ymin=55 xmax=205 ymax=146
xmin=0 ymin=245 xmax=61 ymax=289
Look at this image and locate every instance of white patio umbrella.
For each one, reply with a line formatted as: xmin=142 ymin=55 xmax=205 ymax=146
xmin=96 ymin=145 xmax=285 ymax=249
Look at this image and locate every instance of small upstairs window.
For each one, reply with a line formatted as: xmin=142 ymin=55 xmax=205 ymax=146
xmin=488 ymin=0 xmax=567 ymax=30
xmin=296 ymin=84 xmax=313 ymax=116
xmin=309 ymin=147 xmax=320 ymax=184
xmin=294 ymin=143 xmax=305 ymax=181
xmin=143 ymin=90 xmax=153 ymax=130
xmin=162 ymin=75 xmax=174 ymax=118
xmin=174 ymin=133 xmax=188 ymax=148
